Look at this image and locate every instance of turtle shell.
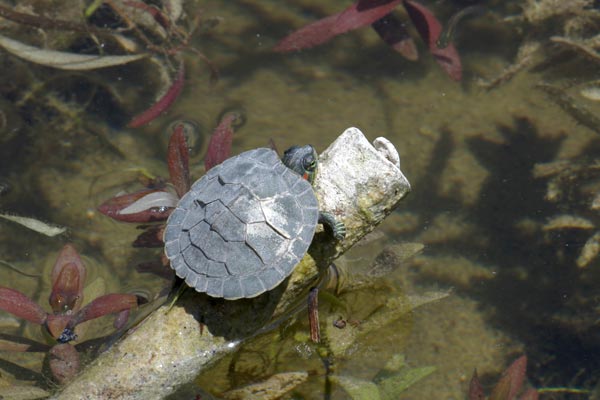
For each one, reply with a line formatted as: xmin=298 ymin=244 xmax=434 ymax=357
xmin=163 ymin=148 xmax=319 ymax=299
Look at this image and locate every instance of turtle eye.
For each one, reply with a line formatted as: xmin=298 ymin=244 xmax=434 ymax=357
xmin=303 ymin=154 xmax=316 ymax=172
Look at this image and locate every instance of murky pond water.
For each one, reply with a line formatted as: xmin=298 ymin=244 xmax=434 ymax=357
xmin=1 ymin=0 xmax=600 ymax=399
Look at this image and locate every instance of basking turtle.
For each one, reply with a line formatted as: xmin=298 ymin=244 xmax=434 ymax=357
xmin=163 ymin=145 xmax=345 ymax=300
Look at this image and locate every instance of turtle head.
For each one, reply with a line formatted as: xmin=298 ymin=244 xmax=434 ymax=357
xmin=282 ymin=145 xmax=318 ymax=184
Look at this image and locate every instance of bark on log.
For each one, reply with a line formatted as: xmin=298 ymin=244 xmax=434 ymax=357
xmin=54 ymin=127 xmax=411 ymax=399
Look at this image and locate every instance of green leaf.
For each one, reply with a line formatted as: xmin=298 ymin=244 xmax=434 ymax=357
xmin=378 ymin=366 xmax=436 ymax=400
xmin=331 ymin=375 xmax=381 ymax=400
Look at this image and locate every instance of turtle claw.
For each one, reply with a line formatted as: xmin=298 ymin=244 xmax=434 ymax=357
xmin=333 ymin=221 xmax=346 ymax=241
xmin=319 ymin=211 xmax=346 ymax=241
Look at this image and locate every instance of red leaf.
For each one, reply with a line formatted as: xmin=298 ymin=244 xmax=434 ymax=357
xmin=273 ymin=0 xmax=402 ymax=52
xmin=204 ymin=112 xmax=242 ymax=171
xmin=45 ymin=314 xmax=73 ymax=340
xmin=468 ymin=369 xmax=485 ymax=400
xmin=333 ymin=0 xmax=403 ymax=36
xmin=49 ymin=244 xmax=86 ymax=313
xmin=504 ymin=355 xmax=528 ymax=400
xmin=167 ymin=123 xmax=190 ymax=197
xmin=403 ymin=0 xmax=462 ymax=81
xmin=371 ymin=13 xmax=418 ymax=61
xmin=519 ymin=388 xmax=539 ymax=400
xmin=273 ymin=13 xmax=340 ymax=52
xmin=127 ymin=61 xmax=185 ymax=128
xmin=133 ymin=225 xmax=165 ymax=248
xmin=113 ymin=309 xmax=130 ymax=330
xmin=98 ymin=189 xmax=175 ymax=223
xmin=71 ymin=294 xmax=139 ymax=326
xmin=490 ymin=355 xmax=527 ymax=400
xmin=0 ymin=286 xmax=47 ymax=325
xmin=48 ymin=343 xmax=80 ymax=384
xmin=49 ymin=263 xmax=83 ymax=314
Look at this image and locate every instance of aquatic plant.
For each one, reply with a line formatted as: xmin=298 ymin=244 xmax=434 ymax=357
xmin=0 ymin=0 xmax=217 ymax=129
xmin=469 ymin=355 xmax=539 ymax=400
xmin=98 ymin=113 xmax=241 ymax=251
xmin=480 ymin=0 xmax=600 ymax=89
xmin=274 ymin=0 xmax=463 ymax=81
xmin=0 ymin=244 xmax=143 ymax=383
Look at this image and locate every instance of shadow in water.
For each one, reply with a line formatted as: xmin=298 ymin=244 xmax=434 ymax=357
xmin=468 ymin=117 xmax=600 ymax=388
xmin=406 ymin=116 xmax=600 ymax=389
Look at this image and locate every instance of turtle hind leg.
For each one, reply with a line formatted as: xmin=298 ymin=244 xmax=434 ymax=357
xmin=318 ymin=211 xmax=346 ymax=241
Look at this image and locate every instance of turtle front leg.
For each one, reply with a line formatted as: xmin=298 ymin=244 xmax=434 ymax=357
xmin=319 ymin=211 xmax=346 ymax=241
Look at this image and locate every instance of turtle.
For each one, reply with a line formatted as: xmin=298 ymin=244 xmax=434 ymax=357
xmin=163 ymin=145 xmax=345 ymax=300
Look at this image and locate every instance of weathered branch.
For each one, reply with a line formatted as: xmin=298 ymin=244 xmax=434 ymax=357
xmin=54 ymin=127 xmax=411 ymax=399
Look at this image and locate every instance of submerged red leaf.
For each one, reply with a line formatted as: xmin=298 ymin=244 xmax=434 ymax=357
xmin=274 ymin=13 xmax=340 ymax=52
xmin=98 ymin=188 xmax=175 ymax=223
xmin=0 ymin=287 xmax=47 ymax=325
xmin=204 ymin=111 xmax=243 ymax=171
xmin=49 ymin=263 xmax=82 ymax=314
xmin=371 ymin=13 xmax=418 ymax=61
xmin=133 ymin=225 xmax=165 ymax=248
xmin=274 ymin=0 xmax=402 ymax=52
xmin=334 ymin=0 xmax=402 ymax=35
xmin=489 ymin=355 xmax=527 ymax=400
xmin=45 ymin=314 xmax=72 ymax=340
xmin=519 ymin=388 xmax=539 ymax=400
xmin=49 ymin=245 xmax=86 ymax=314
xmin=127 ymin=61 xmax=185 ymax=128
xmin=48 ymin=343 xmax=80 ymax=384
xmin=167 ymin=123 xmax=190 ymax=197
xmin=403 ymin=0 xmax=462 ymax=81
xmin=71 ymin=294 xmax=139 ymax=326
xmin=113 ymin=309 xmax=130 ymax=330
xmin=468 ymin=369 xmax=485 ymax=400
xmin=503 ymin=355 xmax=528 ymax=400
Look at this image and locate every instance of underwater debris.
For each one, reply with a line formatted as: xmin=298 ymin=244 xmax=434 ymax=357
xmin=0 ymin=212 xmax=67 ymax=237
xmin=577 ymin=231 xmax=600 ymax=268
xmin=542 ymin=215 xmax=594 ymax=231
xmin=534 ymin=157 xmax=600 ymax=268
xmin=0 ymin=34 xmax=147 ymax=70
xmin=579 ymin=80 xmax=600 ymax=101
xmin=536 ymin=83 xmax=600 ymax=135
xmin=478 ymin=41 xmax=540 ymax=90
xmin=521 ymin=0 xmax=594 ymax=24
xmin=551 ymin=35 xmax=600 ymax=64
